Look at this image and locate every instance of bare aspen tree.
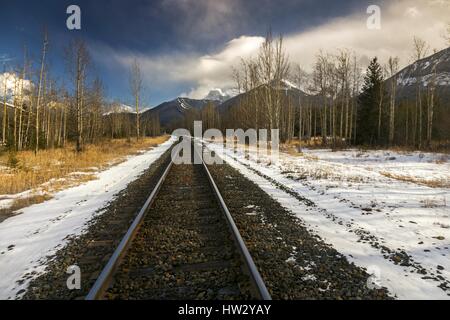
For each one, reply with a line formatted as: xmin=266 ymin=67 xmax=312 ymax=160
xmin=258 ymin=32 xmax=275 ymax=132
xmin=426 ymin=64 xmax=438 ymax=148
xmin=59 ymin=89 xmax=69 ymax=147
xmin=201 ymin=102 xmax=219 ymax=131
xmin=377 ymin=66 xmax=385 ymax=144
xmin=17 ymin=47 xmax=28 ymax=150
xmin=257 ymin=33 xmax=289 ymax=133
xmin=2 ymin=65 xmax=8 ymax=145
xmin=35 ymin=32 xmax=48 ymax=154
xmin=312 ymin=51 xmax=334 ymax=145
xmin=248 ymin=61 xmax=260 ymax=131
xmin=387 ymin=56 xmax=399 ymax=146
xmin=130 ymin=58 xmax=142 ymax=140
xmin=405 ymin=103 xmax=409 ymax=145
xmin=444 ymin=22 xmax=450 ymax=46
xmin=90 ymin=77 xmax=104 ymax=143
xmin=294 ymin=64 xmax=307 ymax=143
xmin=336 ymin=49 xmax=351 ymax=144
xmin=325 ymin=58 xmax=337 ymax=146
xmin=351 ymin=55 xmax=361 ymax=144
xmin=412 ymin=36 xmax=429 ymax=148
xmin=232 ymin=58 xmax=261 ymax=131
xmin=13 ymin=72 xmax=19 ymax=149
xmin=273 ymin=35 xmax=290 ymax=132
xmin=66 ymin=39 xmax=90 ymax=152
xmin=24 ymin=88 xmax=33 ymax=148
xmin=412 ymin=37 xmax=430 ymax=62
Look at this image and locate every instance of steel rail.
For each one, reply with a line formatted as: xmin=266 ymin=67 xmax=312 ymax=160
xmin=86 ymin=140 xmax=271 ymax=300
xmin=85 ymin=155 xmax=174 ymax=300
xmin=194 ymin=141 xmax=272 ymax=301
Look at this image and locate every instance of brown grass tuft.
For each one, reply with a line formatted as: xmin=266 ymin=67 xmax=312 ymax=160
xmin=381 ymin=171 xmax=450 ymax=188
xmin=0 ymin=193 xmax=53 ymax=222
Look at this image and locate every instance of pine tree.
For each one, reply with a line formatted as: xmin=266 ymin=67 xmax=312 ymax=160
xmin=357 ymin=57 xmax=384 ymax=145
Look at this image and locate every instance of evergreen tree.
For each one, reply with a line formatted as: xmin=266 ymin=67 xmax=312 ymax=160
xmin=357 ymin=57 xmax=384 ymax=145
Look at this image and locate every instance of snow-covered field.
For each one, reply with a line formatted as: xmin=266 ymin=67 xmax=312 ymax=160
xmin=0 ymin=137 xmax=175 ymax=299
xmin=205 ymin=142 xmax=450 ymax=300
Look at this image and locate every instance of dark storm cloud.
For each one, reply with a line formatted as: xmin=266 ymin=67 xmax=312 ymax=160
xmin=4 ymin=0 xmax=444 ymax=105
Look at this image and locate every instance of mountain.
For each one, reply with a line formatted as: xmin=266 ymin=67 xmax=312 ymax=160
xmin=103 ymin=103 xmax=150 ymax=116
xmin=218 ymin=79 xmax=311 ymax=113
xmin=388 ymin=46 xmax=450 ymax=103
xmin=103 ymin=103 xmax=134 ymax=116
xmin=142 ymin=97 xmax=218 ymax=128
xmin=204 ymin=89 xmax=231 ymax=103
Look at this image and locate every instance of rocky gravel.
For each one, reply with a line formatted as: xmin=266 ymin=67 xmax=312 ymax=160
xmin=207 ymin=161 xmax=393 ymax=300
xmin=105 ymin=163 xmax=253 ymax=300
xmin=20 ymin=144 xmax=393 ymax=300
xmin=21 ymin=146 xmax=174 ymax=300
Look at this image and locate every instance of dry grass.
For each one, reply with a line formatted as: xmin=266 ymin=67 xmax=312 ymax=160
xmin=0 ymin=135 xmax=169 ymax=196
xmin=361 ymin=142 xmax=450 ymax=154
xmin=435 ymin=155 xmax=449 ymax=164
xmin=284 ymin=137 xmax=325 ymax=149
xmin=381 ymin=171 xmax=450 ymax=189
xmin=0 ymin=193 xmax=53 ymax=223
xmin=421 ymin=197 xmax=447 ymax=208
xmin=281 ymin=143 xmax=303 ymax=157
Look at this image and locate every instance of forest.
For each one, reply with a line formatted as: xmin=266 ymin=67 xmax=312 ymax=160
xmin=190 ymin=33 xmax=450 ymax=149
xmin=0 ymin=34 xmax=158 ymax=157
xmin=1 ymin=31 xmax=450 ymax=158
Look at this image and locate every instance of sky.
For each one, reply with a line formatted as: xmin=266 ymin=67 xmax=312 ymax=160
xmin=0 ymin=0 xmax=449 ymax=107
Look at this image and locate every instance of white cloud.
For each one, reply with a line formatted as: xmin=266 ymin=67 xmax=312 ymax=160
xmin=283 ymin=0 xmax=449 ymax=72
xmin=404 ymin=7 xmax=421 ymax=18
xmin=0 ymin=72 xmax=33 ymax=101
xmin=94 ymin=0 xmax=450 ymax=101
xmin=93 ymin=35 xmax=264 ymax=99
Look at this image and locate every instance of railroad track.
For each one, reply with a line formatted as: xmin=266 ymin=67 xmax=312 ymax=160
xmin=85 ymin=140 xmax=271 ymax=300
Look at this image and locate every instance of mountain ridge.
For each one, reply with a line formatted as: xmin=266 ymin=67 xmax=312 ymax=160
xmin=387 ymin=46 xmax=450 ymax=103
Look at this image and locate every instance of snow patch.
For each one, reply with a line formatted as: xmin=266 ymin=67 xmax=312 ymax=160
xmin=0 ymin=137 xmax=176 ymax=299
xmin=205 ymin=142 xmax=450 ymax=300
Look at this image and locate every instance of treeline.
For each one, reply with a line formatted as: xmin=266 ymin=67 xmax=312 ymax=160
xmin=357 ymin=54 xmax=449 ymax=148
xmin=191 ymin=33 xmax=449 ymax=149
xmin=105 ymin=108 xmax=161 ymax=139
xmin=0 ymin=34 xmax=159 ymax=154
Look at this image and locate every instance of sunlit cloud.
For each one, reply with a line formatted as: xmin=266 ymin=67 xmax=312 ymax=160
xmin=92 ymin=36 xmax=264 ymax=99
xmin=93 ymin=0 xmax=450 ymax=102
xmin=0 ymin=72 xmax=33 ymax=101
xmin=283 ymin=0 xmax=449 ymax=72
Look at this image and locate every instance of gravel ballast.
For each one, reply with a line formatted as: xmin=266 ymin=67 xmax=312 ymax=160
xmin=22 ymin=147 xmax=174 ymax=300
xmin=207 ymin=161 xmax=392 ymax=300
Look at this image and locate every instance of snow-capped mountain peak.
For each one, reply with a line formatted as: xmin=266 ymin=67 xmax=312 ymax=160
xmin=280 ymin=79 xmax=300 ymax=90
xmin=389 ymin=46 xmax=450 ymax=102
xmin=395 ymin=47 xmax=450 ymax=88
xmin=176 ymin=98 xmax=192 ymax=110
xmin=204 ymin=89 xmax=231 ymax=102
xmin=103 ymin=103 xmax=149 ymax=116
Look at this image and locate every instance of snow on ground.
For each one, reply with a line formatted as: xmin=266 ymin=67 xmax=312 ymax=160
xmin=0 ymin=189 xmax=48 ymax=210
xmin=205 ymin=142 xmax=450 ymax=300
xmin=0 ymin=137 xmax=175 ymax=299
